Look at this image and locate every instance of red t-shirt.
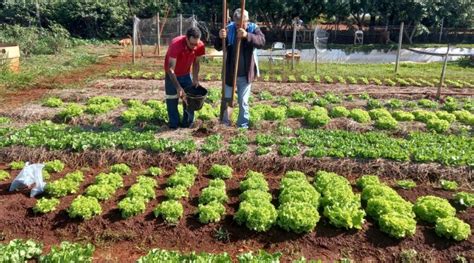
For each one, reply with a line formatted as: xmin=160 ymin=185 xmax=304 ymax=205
xmin=164 ymin=36 xmax=205 ymax=77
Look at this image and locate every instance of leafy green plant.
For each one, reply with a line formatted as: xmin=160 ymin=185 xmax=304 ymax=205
xmin=40 ymin=242 xmax=95 ymax=263
xmin=347 ymin=76 xmax=357 ymax=84
xmin=384 ymin=79 xmax=396 ymax=86
xmin=375 ymin=116 xmax=398 ymax=130
xmin=369 ymin=108 xmax=392 ymax=120
xmin=45 ymin=171 xmax=84 ymax=198
xmin=379 ymin=212 xmax=417 ymax=239
xmin=235 ymin=200 xmax=277 ymax=232
xmin=287 ymin=104 xmax=308 ymax=118
xmin=356 ymin=175 xmax=380 ymax=189
xmin=453 ymin=192 xmax=474 ymax=208
xmin=94 ymin=172 xmax=123 ymax=189
xmin=385 ymin=99 xmax=403 ymax=109
xmin=392 ymin=111 xmax=415 ymax=122
xmin=9 ymin=161 xmax=25 ymax=170
xmin=117 ymin=197 xmax=147 ymax=218
xmin=0 ymin=239 xmax=43 ymax=262
xmin=198 ymin=201 xmax=226 ymax=224
xmin=258 ymin=91 xmax=273 ymax=100
xmin=349 ymin=109 xmax=371 ymax=123
xmin=228 ymin=135 xmax=249 ymax=155
xmin=435 ymin=111 xmax=456 ymax=123
xmin=165 ymin=185 xmax=189 ymax=200
xmin=413 ymin=110 xmax=438 ymax=123
xmin=278 ymin=139 xmax=300 ymax=157
xmin=255 ymin=134 xmax=276 ymax=147
xmin=33 ymin=197 xmax=60 ymax=214
xmin=440 ymin=180 xmax=458 ymax=191
xmin=313 ymin=75 xmax=321 ymax=83
xmin=370 ymin=78 xmax=383 ymax=85
xmin=68 ymin=195 xmax=102 ymax=220
xmin=435 ymin=217 xmax=471 ymax=241
xmin=240 ymin=171 xmax=269 ymax=192
xmin=208 ymin=164 xmax=233 ymax=179
xmin=172 ymin=139 xmax=196 ymax=155
xmin=304 ymin=106 xmax=330 ymax=128
xmin=85 ymin=184 xmax=116 ymax=201
xmin=200 ymin=134 xmax=223 ymax=154
xmin=237 ymin=250 xmax=282 ymax=263
xmin=300 ymin=75 xmax=309 ymax=82
xmin=44 ymin=160 xmax=65 ymax=173
xmin=43 ymin=97 xmax=63 ymax=108
xmin=367 ymin=99 xmax=383 ymax=110
xmin=153 ymin=200 xmax=184 ymax=224
xmin=147 ymin=167 xmax=162 ymax=176
xmin=330 ymin=106 xmax=350 ymax=118
xmin=324 ymin=75 xmax=334 ymax=84
xmin=336 ymin=76 xmax=346 ymax=84
xmin=256 ymin=146 xmax=271 ymax=156
xmin=418 ymin=99 xmax=438 ymax=109
xmin=426 ymin=118 xmax=450 ymax=133
xmin=453 ymin=110 xmax=474 ymax=125
xmin=396 ymin=179 xmax=417 ymax=190
xmin=57 ymin=103 xmax=84 ymax=121
xmin=413 ymin=196 xmax=456 ymax=223
xmin=110 ymin=163 xmax=131 ymax=175
xmin=85 ymin=96 xmax=122 ymax=115
xmin=277 ymin=202 xmax=320 ymax=233
xmin=0 ymin=170 xmax=10 ymax=181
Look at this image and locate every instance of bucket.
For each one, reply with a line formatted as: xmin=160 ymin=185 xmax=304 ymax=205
xmin=185 ymin=85 xmax=207 ymax=111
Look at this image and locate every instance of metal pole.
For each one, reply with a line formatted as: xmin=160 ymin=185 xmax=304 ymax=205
xmin=395 ymin=22 xmax=404 ymax=73
xmin=437 ymin=44 xmax=450 ymax=100
xmin=132 ymin=16 xmax=137 ymax=64
xmin=156 ymin=13 xmax=161 ymax=56
xmin=315 ymin=47 xmax=318 ymax=74
xmin=179 ymin=14 xmax=183 ymax=35
xmin=438 ymin=17 xmax=444 ymax=43
xmin=292 ymin=19 xmax=297 ymax=71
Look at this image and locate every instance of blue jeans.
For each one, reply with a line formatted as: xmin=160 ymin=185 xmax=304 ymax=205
xmin=165 ymin=73 xmax=195 ymax=128
xmin=223 ymin=76 xmax=251 ymax=128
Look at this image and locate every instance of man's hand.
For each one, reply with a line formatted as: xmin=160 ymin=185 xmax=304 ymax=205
xmin=219 ymin=29 xmax=227 ymax=39
xmin=178 ymin=88 xmax=187 ymax=105
xmin=237 ymin=28 xmax=248 ymax=39
xmin=192 ymin=80 xmax=200 ymax=88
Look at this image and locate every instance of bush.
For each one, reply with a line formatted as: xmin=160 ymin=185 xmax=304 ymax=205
xmin=349 ymin=109 xmax=371 ymax=123
xmin=413 ymin=196 xmax=456 ymax=223
xmin=68 ymin=195 xmax=102 ymax=220
xmin=208 ymin=164 xmax=233 ymax=179
xmin=453 ymin=192 xmax=474 ymax=208
xmin=198 ymin=201 xmax=226 ymax=224
xmin=304 ymin=107 xmax=330 ymax=128
xmin=153 ymin=200 xmax=184 ymax=224
xmin=330 ymin=106 xmax=350 ymax=118
xmin=277 ymin=202 xmax=320 ymax=233
xmin=379 ymin=213 xmax=417 ymax=239
xmin=426 ymin=118 xmax=450 ymax=133
xmin=435 ymin=217 xmax=471 ymax=241
xmin=392 ymin=111 xmax=415 ymax=121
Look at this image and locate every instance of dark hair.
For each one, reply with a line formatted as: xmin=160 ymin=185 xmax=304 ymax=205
xmin=186 ymin=27 xmax=201 ymax=39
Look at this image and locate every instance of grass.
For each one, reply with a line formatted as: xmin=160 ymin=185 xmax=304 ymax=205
xmin=0 ymin=45 xmax=114 ymax=90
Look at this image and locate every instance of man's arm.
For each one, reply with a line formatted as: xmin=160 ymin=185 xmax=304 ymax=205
xmin=192 ymin=56 xmax=201 ymax=87
xmin=166 ymin=58 xmax=186 ymax=102
xmin=245 ymin=27 xmax=266 ymax=49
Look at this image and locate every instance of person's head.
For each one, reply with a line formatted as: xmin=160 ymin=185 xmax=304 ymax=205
xmin=233 ymin=8 xmax=249 ymax=29
xmin=185 ymin=27 xmax=201 ymax=50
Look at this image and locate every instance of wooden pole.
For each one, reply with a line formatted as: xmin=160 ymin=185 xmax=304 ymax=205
xmin=291 ymin=18 xmax=297 ymax=71
xmin=438 ymin=17 xmax=444 ymax=43
xmin=230 ymin=1 xmax=246 ymax=108
xmin=437 ymin=44 xmax=450 ymax=100
xmin=179 ymin=14 xmax=183 ymax=35
xmin=219 ymin=0 xmax=228 ymax=121
xmin=395 ymin=22 xmax=404 ymax=73
xmin=156 ymin=13 xmax=161 ymax=55
xmin=132 ymin=16 xmax=137 ymax=64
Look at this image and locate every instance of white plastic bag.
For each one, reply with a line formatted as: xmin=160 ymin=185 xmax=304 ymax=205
xmin=9 ymin=163 xmax=46 ymax=197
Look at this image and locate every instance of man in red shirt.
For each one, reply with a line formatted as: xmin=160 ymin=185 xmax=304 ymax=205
xmin=164 ymin=27 xmax=205 ymax=129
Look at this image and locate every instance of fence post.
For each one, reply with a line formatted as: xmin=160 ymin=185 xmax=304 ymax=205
xmin=438 ymin=17 xmax=444 ymax=43
xmin=291 ymin=18 xmax=297 ymax=71
xmin=132 ymin=15 xmax=137 ymax=64
xmin=395 ymin=22 xmax=404 ymax=74
xmin=437 ymin=44 xmax=450 ymax=100
xmin=179 ymin=14 xmax=183 ymax=35
xmin=156 ymin=13 xmax=161 ymax=56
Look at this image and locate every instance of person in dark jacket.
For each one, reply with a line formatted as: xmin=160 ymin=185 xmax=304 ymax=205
xmin=215 ymin=8 xmax=265 ymax=128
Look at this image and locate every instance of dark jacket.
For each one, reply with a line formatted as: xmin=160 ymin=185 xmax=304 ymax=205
xmin=214 ymin=26 xmax=266 ymax=86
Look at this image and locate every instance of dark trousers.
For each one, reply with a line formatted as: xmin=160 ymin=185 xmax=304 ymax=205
xmin=165 ymin=73 xmax=194 ymax=128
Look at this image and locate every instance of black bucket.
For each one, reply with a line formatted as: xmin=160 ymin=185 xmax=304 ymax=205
xmin=185 ymin=85 xmax=208 ymax=111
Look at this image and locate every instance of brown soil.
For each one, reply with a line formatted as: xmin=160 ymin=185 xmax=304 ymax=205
xmin=0 ymin=163 xmax=472 ymax=262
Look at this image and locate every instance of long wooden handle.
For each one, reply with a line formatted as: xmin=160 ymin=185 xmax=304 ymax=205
xmin=230 ymin=0 xmax=245 ymax=108
xmin=219 ymin=0 xmax=228 ymax=121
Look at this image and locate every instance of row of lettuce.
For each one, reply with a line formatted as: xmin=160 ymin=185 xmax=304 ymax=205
xmin=2 ymin=161 xmax=472 ymax=242
xmin=105 ymin=69 xmax=474 ymax=89
xmin=37 ymin=94 xmax=474 ymax=135
xmin=0 ymin=121 xmax=472 ymax=167
xmin=0 ymin=239 xmax=284 ymax=263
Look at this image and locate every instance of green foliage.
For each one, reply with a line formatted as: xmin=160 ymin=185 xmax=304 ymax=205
xmin=278 ymin=138 xmax=300 ymax=157
xmin=85 ymin=184 xmax=116 ymax=201
xmin=117 ymin=197 xmax=147 ymax=218
xmin=349 ymin=109 xmax=371 ymax=123
xmin=375 ymin=116 xmax=398 ymax=130
xmin=137 ymin=248 xmax=231 ymax=263
xmin=0 ymin=239 xmax=43 ymax=263
xmin=392 ymin=111 xmax=415 ymax=121
xmin=110 ymin=163 xmax=131 ymax=175
xmin=147 ymin=167 xmax=163 ymax=177
xmin=379 ymin=213 xmax=417 ymax=239
xmin=171 ymin=139 xmax=196 ymax=155
xmin=164 ymin=185 xmax=188 ymax=200
xmin=279 ymin=184 xmax=320 ymax=207
xmin=304 ymin=106 xmax=330 ymax=128
xmin=417 ymin=99 xmax=438 ymax=109
xmin=68 ymin=195 xmax=102 ymax=220
xmin=198 ymin=201 xmax=226 ymax=224
xmin=413 ymin=110 xmax=438 ymax=123
xmin=426 ymin=118 xmax=450 ymax=133
xmin=43 ymin=97 xmax=64 ymax=108
xmin=291 ymin=91 xmax=307 ymax=102
xmin=234 ymin=200 xmax=277 ymax=232
xmin=57 ymin=103 xmax=84 ymax=121
xmin=435 ymin=111 xmax=456 ymax=123
xmin=200 ymin=134 xmax=223 ymax=154
xmin=167 ymin=164 xmax=198 ymax=189
xmin=453 ymin=192 xmax=474 ymax=208
xmin=0 ymin=170 xmax=10 ymax=181
xmin=369 ymin=108 xmax=392 ymax=120
xmin=199 ymin=187 xmax=228 ymax=204
xmin=33 ymin=197 xmax=60 ymax=214
xmin=435 ymin=217 xmax=471 ymax=241
xmin=453 ymin=110 xmax=474 ymax=125
xmin=440 ymin=179 xmax=458 ymax=191
xmin=40 ymin=241 xmax=95 ymax=263
xmin=413 ymin=196 xmax=456 ymax=223
xmin=356 ymin=175 xmax=380 ymax=189
xmin=85 ymin=96 xmax=122 ymax=115
xmin=9 ymin=161 xmax=25 ymax=170
xmin=237 ymin=250 xmax=282 ymax=263
xmin=367 ymin=99 xmax=383 ymax=110
xmin=385 ymin=99 xmax=403 ymax=109
xmin=258 ymin=91 xmax=273 ymax=100
xmin=255 ymin=134 xmax=276 ymax=147
xmin=366 ymin=198 xmax=414 ymax=220
xmin=228 ymin=135 xmax=249 ymax=155
xmin=153 ymin=200 xmax=184 ymax=224
xmin=287 ymin=104 xmax=308 ymax=118
xmin=442 ymin=97 xmax=460 ymax=112
xmin=330 ymin=106 xmax=350 ymax=118
xmin=94 ymin=172 xmax=123 ymax=189
xmin=396 ymin=179 xmax=417 ymax=190
xmin=277 ymin=202 xmax=320 ymax=233
xmin=263 ymin=106 xmax=287 ymax=121
xmin=208 ymin=164 xmax=233 ymax=179
xmin=44 ymin=160 xmax=65 ymax=173
xmin=45 ymin=171 xmax=84 ymax=198
xmin=361 ymin=184 xmax=401 ymax=202
xmin=240 ymin=171 xmax=269 ymax=192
